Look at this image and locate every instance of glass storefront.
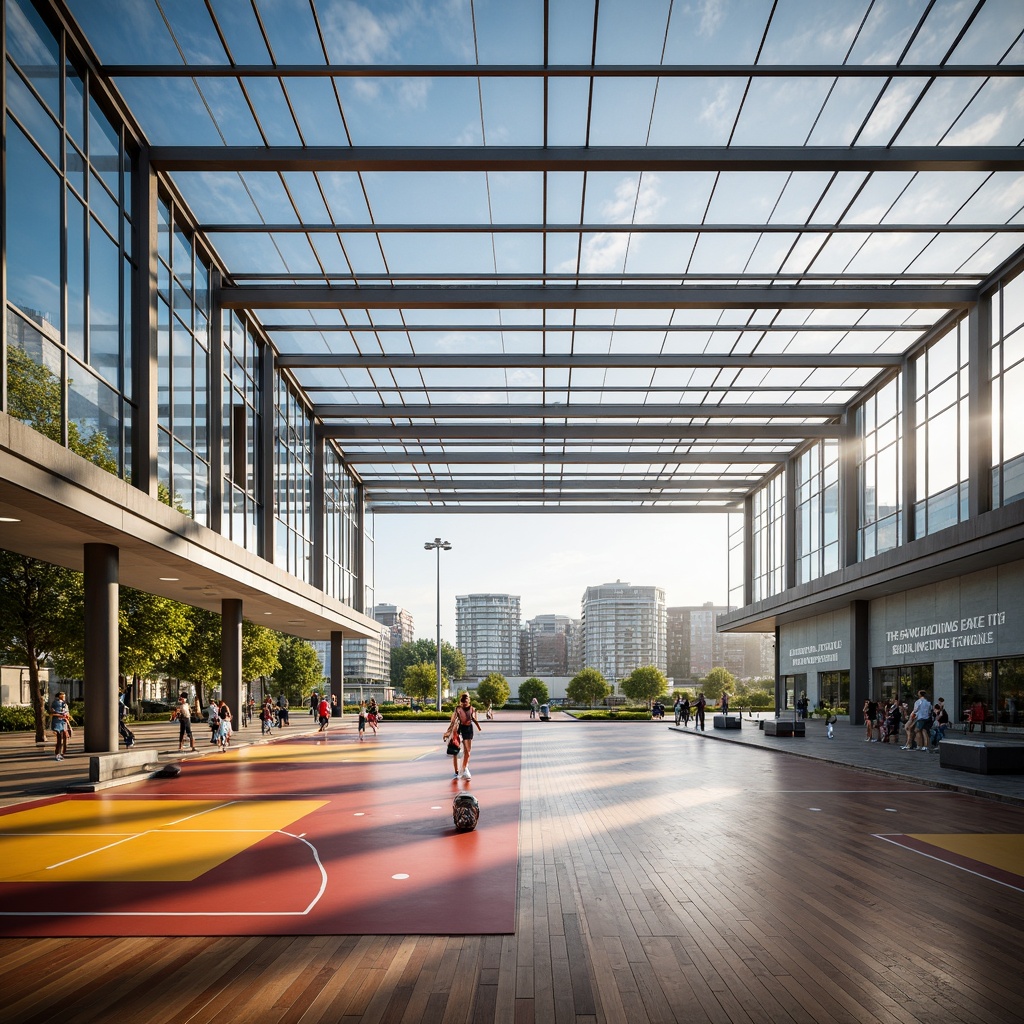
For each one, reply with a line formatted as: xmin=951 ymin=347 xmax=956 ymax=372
xmin=873 ymin=664 xmax=934 ymax=704
xmin=818 ymin=670 xmax=850 ymax=714
xmin=959 ymin=658 xmax=1024 ymax=729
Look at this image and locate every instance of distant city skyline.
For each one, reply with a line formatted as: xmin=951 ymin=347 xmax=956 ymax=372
xmin=370 ymin=512 xmax=732 ymax=647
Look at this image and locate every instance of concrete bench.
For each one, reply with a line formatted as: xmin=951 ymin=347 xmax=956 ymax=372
xmin=713 ymin=715 xmax=742 ymax=730
xmin=764 ymin=720 xmax=806 ymax=737
xmin=88 ymin=748 xmax=157 ymax=784
xmin=938 ymin=738 xmax=1024 ymax=775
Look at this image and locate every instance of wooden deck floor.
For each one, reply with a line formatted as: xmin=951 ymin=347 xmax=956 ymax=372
xmin=3 ymin=722 xmax=1023 ymax=1024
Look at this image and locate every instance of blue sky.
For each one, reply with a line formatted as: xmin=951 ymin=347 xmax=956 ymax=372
xmin=371 ymin=510 xmax=731 ymax=641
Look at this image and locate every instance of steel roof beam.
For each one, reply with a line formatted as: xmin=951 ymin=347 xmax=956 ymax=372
xmin=324 ymin=423 xmax=842 ymax=440
xmin=225 ymin=284 xmax=973 ymax=310
xmin=315 ymin=402 xmax=842 ymax=418
xmin=361 ymin=477 xmax=760 ymax=490
xmin=367 ymin=490 xmax=748 ymax=502
xmin=203 ymin=221 xmax=1024 ymax=234
xmin=285 ymin=352 xmax=902 ymax=369
xmin=151 ymin=145 xmax=1024 ymax=174
xmin=343 ymin=451 xmax=785 ymax=464
xmin=266 ymin=322 xmax=924 ymax=333
xmin=109 ymin=63 xmax=1024 ymax=79
xmin=368 ymin=504 xmax=743 ymax=513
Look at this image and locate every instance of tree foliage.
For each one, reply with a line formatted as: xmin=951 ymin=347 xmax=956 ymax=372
xmin=621 ymin=665 xmax=669 ymax=705
xmin=700 ymin=666 xmax=738 ymax=700
xmin=0 ymin=550 xmax=82 ymax=741
xmin=402 ymin=662 xmax=438 ymax=703
xmin=476 ymin=672 xmax=511 ymax=708
xmin=163 ymin=606 xmax=222 ymax=699
xmin=390 ymin=638 xmax=465 ymax=687
xmin=518 ymin=677 xmax=549 ymax=705
xmin=242 ymin=621 xmax=281 ymax=683
xmin=273 ymin=634 xmax=324 ymax=705
xmin=566 ymin=667 xmax=610 ymax=707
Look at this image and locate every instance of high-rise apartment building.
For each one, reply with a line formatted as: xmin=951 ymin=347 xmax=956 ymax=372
xmin=342 ymin=625 xmax=392 ymax=684
xmin=523 ymin=614 xmax=579 ymax=676
xmin=581 ymin=582 xmax=666 ymax=684
xmin=456 ymin=594 xmax=521 ymax=677
xmin=371 ymin=603 xmax=415 ymax=649
xmin=668 ymin=603 xmax=774 ymax=682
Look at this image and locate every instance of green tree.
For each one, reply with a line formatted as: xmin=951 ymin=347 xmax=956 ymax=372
xmin=621 ymin=665 xmax=669 ymax=705
xmin=700 ymin=666 xmax=737 ymax=701
xmin=402 ymin=662 xmax=438 ymax=704
xmin=243 ymin=621 xmax=281 ymax=686
xmin=566 ymin=667 xmax=610 ymax=708
xmin=163 ymin=606 xmax=222 ymax=702
xmin=476 ymin=672 xmax=511 ymax=708
xmin=53 ymin=587 xmax=194 ymax=689
xmin=390 ymin=638 xmax=465 ymax=687
xmin=518 ymin=677 xmax=549 ymax=705
xmin=273 ymin=634 xmax=324 ymax=705
xmin=0 ymin=551 xmax=82 ymax=742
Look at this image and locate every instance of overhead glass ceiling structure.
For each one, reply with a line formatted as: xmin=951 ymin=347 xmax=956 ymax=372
xmin=62 ymin=0 xmax=1024 ymax=514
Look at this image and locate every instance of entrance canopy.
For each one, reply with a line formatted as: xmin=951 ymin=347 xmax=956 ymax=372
xmin=66 ymin=0 xmax=1024 ymax=513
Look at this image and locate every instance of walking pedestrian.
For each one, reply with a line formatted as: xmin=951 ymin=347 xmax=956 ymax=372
xmin=174 ymin=694 xmax=196 ymax=752
xmin=317 ymin=694 xmax=331 ymax=731
xmin=51 ymin=690 xmax=71 ymax=761
xmin=358 ymin=702 xmax=367 ymax=740
xmin=694 ymin=693 xmax=707 ymax=731
xmin=118 ymin=689 xmax=135 ymax=747
xmin=445 ymin=693 xmax=482 ymax=780
xmin=277 ymin=694 xmax=290 ymax=726
xmin=530 ymin=697 xmax=539 ymax=720
xmin=680 ymin=696 xmax=691 ymax=727
xmin=216 ymin=701 xmax=233 ymax=751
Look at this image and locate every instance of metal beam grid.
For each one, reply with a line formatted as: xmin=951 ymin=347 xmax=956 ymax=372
xmin=62 ymin=0 xmax=1024 ymax=512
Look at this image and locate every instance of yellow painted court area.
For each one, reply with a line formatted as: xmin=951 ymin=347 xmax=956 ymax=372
xmin=908 ymin=833 xmax=1024 ymax=877
xmin=0 ymin=798 xmax=326 ymax=884
xmin=231 ymin=741 xmax=437 ymax=764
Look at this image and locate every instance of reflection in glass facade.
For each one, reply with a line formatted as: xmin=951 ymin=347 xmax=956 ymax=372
xmin=222 ymin=311 xmax=261 ymax=555
xmin=992 ymin=273 xmax=1024 ymax=508
xmin=2 ymin=0 xmax=368 ymax=612
xmin=959 ymin=659 xmax=1024 ymax=729
xmin=157 ymin=196 xmax=209 ymax=522
xmin=752 ymin=473 xmax=784 ymax=602
xmin=4 ymin=0 xmax=133 ymax=477
xmin=914 ymin=321 xmax=969 ymax=537
xmin=857 ymin=375 xmax=903 ymax=559
xmin=795 ymin=440 xmax=839 ymax=585
xmin=727 ymin=512 xmax=744 ymax=609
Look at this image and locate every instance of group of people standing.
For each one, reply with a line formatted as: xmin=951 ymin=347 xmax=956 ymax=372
xmin=673 ymin=694 xmax=709 ymax=730
xmin=861 ymin=691 xmax=950 ymax=751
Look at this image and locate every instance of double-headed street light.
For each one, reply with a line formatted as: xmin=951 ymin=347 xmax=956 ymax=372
xmin=424 ymin=538 xmax=452 ymax=712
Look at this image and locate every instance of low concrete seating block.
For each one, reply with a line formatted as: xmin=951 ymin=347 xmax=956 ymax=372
xmin=939 ymin=738 xmax=1024 ymax=775
xmin=89 ymin=748 xmax=154 ymax=783
xmin=764 ymin=720 xmax=806 ymax=737
xmin=713 ymin=715 xmax=742 ymax=730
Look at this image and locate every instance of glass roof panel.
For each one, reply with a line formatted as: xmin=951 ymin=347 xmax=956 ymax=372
xmin=54 ymin=0 xmax=1024 ymax=511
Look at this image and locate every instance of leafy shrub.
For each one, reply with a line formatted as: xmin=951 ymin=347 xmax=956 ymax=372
xmin=0 ymin=706 xmax=36 ymax=731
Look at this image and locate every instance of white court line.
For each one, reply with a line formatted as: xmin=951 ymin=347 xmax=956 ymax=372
xmin=873 ymin=833 xmax=1024 ymax=894
xmin=0 ymin=829 xmax=328 ymax=917
xmin=44 ymin=801 xmax=239 ymax=870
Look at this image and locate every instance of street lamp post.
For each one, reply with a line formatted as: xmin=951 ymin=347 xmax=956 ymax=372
xmin=424 ymin=538 xmax=452 ymax=712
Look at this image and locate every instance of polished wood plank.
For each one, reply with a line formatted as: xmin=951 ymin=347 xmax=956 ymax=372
xmin=3 ymin=722 xmax=1024 ymax=1023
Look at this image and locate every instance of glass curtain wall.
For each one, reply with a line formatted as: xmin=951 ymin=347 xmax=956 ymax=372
xmin=913 ymin=321 xmax=969 ymax=537
xmin=727 ymin=511 xmax=744 ymax=609
xmin=3 ymin=0 xmax=134 ymax=477
xmin=795 ymin=440 xmax=839 ymax=584
xmin=992 ymin=272 xmax=1024 ymax=508
xmin=274 ymin=373 xmax=313 ymax=585
xmin=857 ymin=375 xmax=903 ymax=559
xmin=222 ymin=310 xmax=260 ymax=555
xmin=751 ymin=473 xmax=785 ymax=602
xmin=324 ymin=441 xmax=359 ymax=606
xmin=156 ymin=195 xmax=209 ymax=523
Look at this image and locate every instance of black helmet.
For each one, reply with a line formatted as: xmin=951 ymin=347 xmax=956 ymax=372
xmin=452 ymin=793 xmax=480 ymax=832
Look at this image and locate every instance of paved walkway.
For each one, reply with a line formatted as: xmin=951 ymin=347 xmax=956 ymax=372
xmin=0 ymin=707 xmax=1022 ymax=807
xmin=667 ymin=712 xmax=1024 ymax=805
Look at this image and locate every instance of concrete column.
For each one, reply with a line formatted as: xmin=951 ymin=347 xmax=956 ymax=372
xmin=331 ymin=631 xmax=344 ymax=716
xmin=83 ymin=544 xmax=119 ymax=752
xmin=968 ymin=300 xmax=993 ymax=518
xmin=838 ymin=412 xmax=859 ymax=568
xmin=221 ymin=599 xmax=243 ymax=724
xmin=849 ymin=600 xmax=870 ymax=726
xmin=902 ymin=356 xmax=917 ymax=543
xmin=784 ymin=458 xmax=797 ymax=590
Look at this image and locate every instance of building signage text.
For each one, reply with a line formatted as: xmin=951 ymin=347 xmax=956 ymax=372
xmin=886 ymin=611 xmax=1006 ymax=656
xmin=788 ymin=640 xmax=843 ymax=666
